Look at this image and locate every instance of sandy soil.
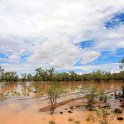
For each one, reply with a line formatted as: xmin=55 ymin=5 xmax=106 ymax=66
xmin=0 ymin=108 xmax=124 ymax=124
xmin=0 ymin=96 xmax=124 ymax=124
xmin=0 ymin=81 xmax=124 ymax=124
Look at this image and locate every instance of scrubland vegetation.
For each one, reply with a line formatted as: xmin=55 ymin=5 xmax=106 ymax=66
xmin=0 ymin=58 xmax=124 ymax=83
xmin=0 ymin=58 xmax=124 ymax=124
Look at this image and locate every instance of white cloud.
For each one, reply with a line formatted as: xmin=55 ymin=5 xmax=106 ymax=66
xmin=57 ymin=63 xmax=121 ymax=73
xmin=81 ymin=51 xmax=100 ymax=64
xmin=9 ymin=54 xmax=20 ymax=60
xmin=0 ymin=0 xmax=124 ymax=73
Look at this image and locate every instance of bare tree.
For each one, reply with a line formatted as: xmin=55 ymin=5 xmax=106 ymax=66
xmin=86 ymin=87 xmax=97 ymax=110
xmin=47 ymin=82 xmax=63 ymax=114
xmin=99 ymin=90 xmax=110 ymax=107
xmin=80 ymin=86 xmax=97 ymax=110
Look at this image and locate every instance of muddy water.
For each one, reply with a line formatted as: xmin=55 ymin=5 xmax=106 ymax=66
xmin=62 ymin=80 xmax=123 ymax=90
xmin=0 ymin=81 xmax=123 ymax=101
xmin=0 ymin=81 xmax=123 ymax=124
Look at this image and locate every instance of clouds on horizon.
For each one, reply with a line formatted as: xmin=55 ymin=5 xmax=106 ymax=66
xmin=0 ymin=0 xmax=124 ymax=73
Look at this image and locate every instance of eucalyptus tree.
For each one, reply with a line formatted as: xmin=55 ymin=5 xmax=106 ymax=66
xmin=21 ymin=73 xmax=27 ymax=81
xmin=62 ymin=72 xmax=70 ymax=82
xmin=48 ymin=68 xmax=55 ymax=81
xmin=119 ymin=58 xmax=124 ymax=97
xmin=4 ymin=71 xmax=18 ymax=82
xmin=82 ymin=74 xmax=91 ymax=81
xmin=70 ymin=71 xmax=77 ymax=89
xmin=35 ymin=68 xmax=48 ymax=85
xmin=53 ymin=73 xmax=65 ymax=82
xmin=70 ymin=71 xmax=76 ymax=81
xmin=27 ymin=74 xmax=34 ymax=81
xmin=111 ymin=72 xmax=119 ymax=81
xmin=119 ymin=58 xmax=124 ymax=81
xmin=102 ymin=72 xmax=111 ymax=82
xmin=92 ymin=70 xmax=103 ymax=82
xmin=119 ymin=58 xmax=124 ymax=70
xmin=0 ymin=66 xmax=4 ymax=81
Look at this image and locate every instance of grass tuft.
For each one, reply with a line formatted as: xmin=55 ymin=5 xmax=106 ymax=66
xmin=68 ymin=118 xmax=74 ymax=122
xmin=48 ymin=120 xmax=56 ymax=124
xmin=74 ymin=121 xmax=80 ymax=124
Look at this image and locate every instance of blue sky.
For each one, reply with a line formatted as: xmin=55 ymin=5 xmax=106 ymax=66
xmin=0 ymin=53 xmax=8 ymax=59
xmin=76 ymin=40 xmax=94 ymax=49
xmin=0 ymin=0 xmax=124 ymax=74
xmin=105 ymin=12 xmax=124 ymax=29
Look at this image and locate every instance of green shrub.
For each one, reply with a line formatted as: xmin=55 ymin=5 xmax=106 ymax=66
xmin=48 ymin=120 xmax=56 ymax=124
xmin=68 ymin=118 xmax=74 ymax=122
xmin=74 ymin=120 xmax=80 ymax=124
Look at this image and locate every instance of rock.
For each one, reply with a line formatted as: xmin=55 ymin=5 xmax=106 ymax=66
xmin=120 ymin=105 xmax=124 ymax=108
xmin=106 ymin=113 xmax=110 ymax=115
xmin=34 ymin=91 xmax=37 ymax=93
xmin=60 ymin=111 xmax=63 ymax=114
xmin=115 ymin=96 xmax=118 ymax=99
xmin=68 ymin=110 xmax=73 ymax=113
xmin=117 ymin=117 xmax=123 ymax=121
xmin=70 ymin=106 xmax=73 ymax=109
xmin=114 ymin=108 xmax=123 ymax=113
xmin=119 ymin=92 xmax=122 ymax=98
xmin=65 ymin=108 xmax=68 ymax=110
xmin=88 ymin=108 xmax=93 ymax=111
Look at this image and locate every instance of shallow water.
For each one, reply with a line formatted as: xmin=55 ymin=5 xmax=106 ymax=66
xmin=0 ymin=81 xmax=123 ymax=98
xmin=0 ymin=81 xmax=124 ymax=124
xmin=0 ymin=81 xmax=123 ymax=110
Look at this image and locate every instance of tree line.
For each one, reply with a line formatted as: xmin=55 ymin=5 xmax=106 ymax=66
xmin=0 ymin=58 xmax=124 ymax=82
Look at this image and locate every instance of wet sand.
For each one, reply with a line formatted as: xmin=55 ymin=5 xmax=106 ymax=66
xmin=0 ymin=94 xmax=124 ymax=124
xmin=0 ymin=81 xmax=124 ymax=124
xmin=0 ymin=105 xmax=124 ymax=124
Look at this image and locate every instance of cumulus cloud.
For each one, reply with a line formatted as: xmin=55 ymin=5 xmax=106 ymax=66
xmin=0 ymin=0 xmax=124 ymax=73
xmin=81 ymin=51 xmax=100 ymax=64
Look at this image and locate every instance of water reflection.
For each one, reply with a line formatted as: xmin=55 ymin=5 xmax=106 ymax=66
xmin=0 ymin=81 xmax=123 ymax=100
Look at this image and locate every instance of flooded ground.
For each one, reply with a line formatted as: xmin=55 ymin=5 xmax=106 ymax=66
xmin=0 ymin=81 xmax=124 ymax=124
xmin=0 ymin=81 xmax=123 ymax=97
